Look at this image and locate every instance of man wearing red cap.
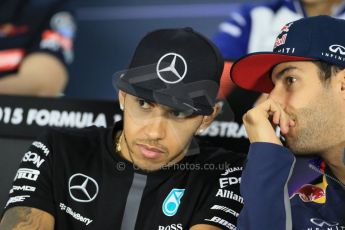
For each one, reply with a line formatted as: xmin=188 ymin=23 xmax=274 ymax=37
xmin=231 ymin=15 xmax=345 ymax=229
xmin=208 ymin=0 xmax=345 ymax=154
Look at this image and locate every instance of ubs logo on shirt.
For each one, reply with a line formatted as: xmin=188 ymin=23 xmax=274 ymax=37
xmin=162 ymin=189 xmax=185 ymax=217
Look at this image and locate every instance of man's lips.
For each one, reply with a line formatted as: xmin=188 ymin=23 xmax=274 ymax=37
xmin=136 ymin=144 xmax=165 ymax=159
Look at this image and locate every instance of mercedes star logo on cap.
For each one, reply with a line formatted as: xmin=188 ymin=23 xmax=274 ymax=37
xmin=156 ymin=53 xmax=187 ymax=84
xmin=68 ymin=173 xmax=99 ymax=203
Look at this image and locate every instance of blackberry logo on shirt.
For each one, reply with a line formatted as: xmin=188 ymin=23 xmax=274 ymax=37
xmin=162 ymin=189 xmax=185 ymax=217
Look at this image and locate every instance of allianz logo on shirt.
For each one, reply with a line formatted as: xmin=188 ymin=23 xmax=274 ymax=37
xmin=162 ymin=188 xmax=185 ymax=217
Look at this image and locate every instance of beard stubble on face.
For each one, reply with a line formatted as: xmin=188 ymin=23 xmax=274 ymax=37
xmin=285 ymin=91 xmax=343 ymax=155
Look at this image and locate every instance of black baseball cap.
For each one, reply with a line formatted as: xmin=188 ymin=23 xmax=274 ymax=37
xmin=231 ymin=15 xmax=345 ymax=93
xmin=115 ymin=27 xmax=224 ymax=115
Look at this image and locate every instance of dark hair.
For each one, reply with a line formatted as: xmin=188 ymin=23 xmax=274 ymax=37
xmin=312 ymin=61 xmax=345 ymax=85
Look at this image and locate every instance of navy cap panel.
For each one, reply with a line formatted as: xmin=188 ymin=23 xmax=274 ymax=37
xmin=231 ymin=15 xmax=345 ymax=93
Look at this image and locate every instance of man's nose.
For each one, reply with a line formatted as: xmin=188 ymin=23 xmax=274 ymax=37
xmin=144 ymin=116 xmax=167 ymax=140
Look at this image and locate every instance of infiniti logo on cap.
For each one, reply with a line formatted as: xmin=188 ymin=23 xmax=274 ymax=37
xmin=329 ymin=44 xmax=345 ymax=55
xmin=310 ymin=218 xmax=339 ymax=227
xmin=156 ymin=53 xmax=187 ymax=84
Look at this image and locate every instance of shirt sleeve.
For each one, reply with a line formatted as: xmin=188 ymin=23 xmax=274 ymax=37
xmin=190 ymin=157 xmax=244 ymax=230
xmin=1 ymin=130 xmax=56 ymax=218
xmin=212 ymin=5 xmax=252 ymax=61
xmin=237 ymin=142 xmax=295 ymax=230
xmin=29 ymin=2 xmax=77 ymax=65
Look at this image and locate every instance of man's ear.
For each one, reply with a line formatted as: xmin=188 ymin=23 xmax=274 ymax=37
xmin=340 ymin=70 xmax=345 ymax=99
xmin=333 ymin=69 xmax=345 ymax=100
xmin=118 ymin=90 xmax=126 ymax=110
xmin=197 ymin=102 xmax=222 ymax=134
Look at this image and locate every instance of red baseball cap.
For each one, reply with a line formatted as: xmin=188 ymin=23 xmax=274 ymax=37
xmin=230 ymin=16 xmax=345 ymax=93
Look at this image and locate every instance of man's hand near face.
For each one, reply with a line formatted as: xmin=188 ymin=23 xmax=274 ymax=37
xmin=242 ymin=98 xmax=295 ymax=146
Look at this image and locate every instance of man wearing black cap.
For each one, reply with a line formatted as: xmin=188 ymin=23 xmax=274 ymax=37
xmin=230 ymin=16 xmax=345 ymax=229
xmin=0 ymin=28 xmax=244 ymax=230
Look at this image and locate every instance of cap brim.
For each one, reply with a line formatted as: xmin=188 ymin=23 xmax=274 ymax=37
xmin=230 ymin=52 xmax=316 ymax=93
xmin=114 ymin=71 xmax=215 ymax=116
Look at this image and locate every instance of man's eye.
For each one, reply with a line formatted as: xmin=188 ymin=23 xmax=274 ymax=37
xmin=285 ymin=76 xmax=297 ymax=85
xmin=170 ymin=110 xmax=189 ymax=119
xmin=137 ymin=99 xmax=152 ymax=109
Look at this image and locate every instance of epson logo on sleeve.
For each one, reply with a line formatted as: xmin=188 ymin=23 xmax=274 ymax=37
xmin=21 ymin=151 xmax=45 ymax=168
xmin=219 ymin=177 xmax=241 ymax=188
xmin=10 ymin=185 xmax=36 ymax=194
xmin=14 ymin=168 xmax=40 ymax=182
xmin=6 ymin=195 xmax=30 ymax=207
xmin=32 ymin=141 xmax=50 ymax=156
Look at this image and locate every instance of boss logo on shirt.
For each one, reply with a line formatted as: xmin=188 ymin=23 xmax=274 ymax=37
xmin=158 ymin=223 xmax=183 ymax=230
xmin=68 ymin=173 xmax=99 ymax=203
xmin=162 ymin=188 xmax=185 ymax=217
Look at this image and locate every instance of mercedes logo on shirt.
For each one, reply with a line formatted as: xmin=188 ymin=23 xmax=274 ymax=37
xmin=68 ymin=173 xmax=99 ymax=203
xmin=156 ymin=52 xmax=187 ymax=84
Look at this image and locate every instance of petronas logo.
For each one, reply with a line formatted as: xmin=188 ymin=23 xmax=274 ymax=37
xmin=162 ymin=188 xmax=185 ymax=216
